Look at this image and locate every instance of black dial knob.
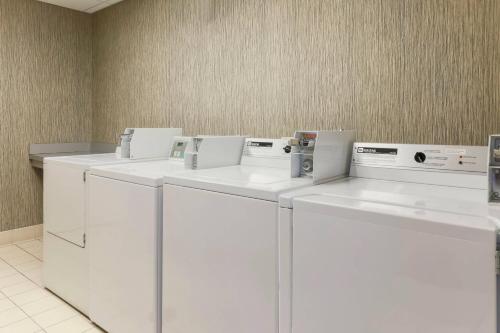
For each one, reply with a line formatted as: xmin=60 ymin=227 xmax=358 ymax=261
xmin=283 ymin=145 xmax=292 ymax=153
xmin=414 ymin=152 xmax=426 ymax=163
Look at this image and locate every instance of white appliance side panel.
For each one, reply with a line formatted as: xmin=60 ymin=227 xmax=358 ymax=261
xmin=278 ymin=207 xmax=293 ymax=333
xmin=43 ymin=232 xmax=88 ymax=314
xmin=291 ymin=202 xmax=496 ymax=333
xmin=163 ymin=184 xmax=278 ymax=333
xmin=44 ymin=162 xmax=85 ymax=246
xmin=88 ymin=175 xmax=161 ymax=333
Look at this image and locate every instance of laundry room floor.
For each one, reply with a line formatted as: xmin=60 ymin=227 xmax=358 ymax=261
xmin=0 ymin=238 xmax=103 ymax=333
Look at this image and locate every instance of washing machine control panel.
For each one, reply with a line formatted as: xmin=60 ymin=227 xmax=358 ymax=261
xmin=352 ymin=143 xmax=487 ymax=173
xmin=243 ymin=138 xmax=291 ymax=158
xmin=169 ymin=137 xmax=193 ymax=160
xmin=240 ymin=138 xmax=293 ymax=168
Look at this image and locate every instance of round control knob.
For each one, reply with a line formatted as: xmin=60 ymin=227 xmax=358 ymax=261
xmin=414 ymin=152 xmax=426 ymax=163
xmin=283 ymin=145 xmax=292 ymax=153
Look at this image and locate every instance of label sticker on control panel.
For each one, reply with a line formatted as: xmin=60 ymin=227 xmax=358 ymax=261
xmin=356 ymin=147 xmax=398 ymax=155
xmin=247 ymin=141 xmax=273 ymax=148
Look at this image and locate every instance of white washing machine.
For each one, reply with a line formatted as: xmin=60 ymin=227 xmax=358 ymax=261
xmin=43 ymin=128 xmax=181 ymax=315
xmin=162 ymin=131 xmax=355 ymax=333
xmin=279 ymin=143 xmax=497 ymax=333
xmin=87 ymin=136 xmax=246 ymax=333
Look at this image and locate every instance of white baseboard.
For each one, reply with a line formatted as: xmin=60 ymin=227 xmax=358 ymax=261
xmin=0 ymin=224 xmax=43 ymax=246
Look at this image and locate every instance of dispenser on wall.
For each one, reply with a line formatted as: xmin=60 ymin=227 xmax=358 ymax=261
xmin=290 ymin=130 xmax=356 ymax=184
xmin=488 ymin=134 xmax=500 ymax=204
xmin=116 ymin=128 xmax=182 ymax=159
xmin=184 ymin=136 xmax=247 ymax=170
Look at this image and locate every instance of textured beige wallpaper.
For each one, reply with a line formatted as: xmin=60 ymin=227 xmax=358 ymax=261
xmin=0 ymin=0 xmax=92 ymax=231
xmin=92 ymin=0 xmax=500 ymax=145
xmin=1 ymin=0 xmax=499 ymax=232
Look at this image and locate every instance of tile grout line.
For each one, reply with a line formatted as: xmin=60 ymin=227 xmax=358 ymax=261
xmin=14 ymin=242 xmax=42 ymax=260
xmin=0 ymin=240 xmax=100 ymax=332
xmin=0 ymin=287 xmax=42 ymax=331
xmin=12 ymin=242 xmax=96 ymax=332
xmin=3 ymin=244 xmax=42 ymax=284
xmin=9 ymin=243 xmax=81 ymax=332
xmin=0 ymin=262 xmax=39 ymax=291
xmin=0 ymin=244 xmax=46 ymax=331
xmin=40 ymin=311 xmax=80 ymax=332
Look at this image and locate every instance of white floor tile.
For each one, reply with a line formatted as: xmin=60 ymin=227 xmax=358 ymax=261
xmin=31 ymin=304 xmax=79 ymax=328
xmin=0 ymin=245 xmax=21 ymax=256
xmin=28 ymin=250 xmax=43 ymax=260
xmin=23 ymin=243 xmax=42 ymax=252
xmin=0 ymin=261 xmax=12 ymax=270
xmin=20 ymin=295 xmax=64 ymax=317
xmin=11 ymin=227 xmax=36 ymax=244
xmin=0 ymin=239 xmax=97 ymax=333
xmin=16 ymin=243 xmax=42 ymax=258
xmin=15 ymin=239 xmax=40 ymax=247
xmin=45 ymin=315 xmax=93 ymax=333
xmin=24 ymin=246 xmax=43 ymax=254
xmin=0 ymin=273 xmax=29 ymax=289
xmin=10 ymin=288 xmax=50 ymax=306
xmin=15 ymin=260 xmax=42 ymax=273
xmin=24 ymin=269 xmax=43 ymax=286
xmin=4 ymin=253 xmax=37 ymax=266
xmin=14 ymin=240 xmax=34 ymax=246
xmin=0 ymin=298 xmax=16 ymax=312
xmin=0 ymin=307 xmax=28 ymax=327
xmin=0 ymin=245 xmax=26 ymax=259
xmin=1 ymin=280 xmax=39 ymax=297
xmin=0 ymin=317 xmax=41 ymax=333
xmin=17 ymin=239 xmax=43 ymax=250
xmin=0 ymin=265 xmax=19 ymax=279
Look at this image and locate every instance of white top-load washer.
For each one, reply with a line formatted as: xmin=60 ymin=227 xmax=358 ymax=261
xmin=278 ymin=142 xmax=498 ymax=333
xmin=86 ymin=136 xmax=246 ymax=333
xmin=162 ymin=130 xmax=355 ymax=333
xmin=43 ymin=128 xmax=181 ymax=315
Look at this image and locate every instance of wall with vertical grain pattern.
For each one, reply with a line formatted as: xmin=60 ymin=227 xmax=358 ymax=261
xmin=0 ymin=0 xmax=499 ymax=232
xmin=92 ymin=0 xmax=500 ymax=145
xmin=0 ymin=0 xmax=92 ymax=231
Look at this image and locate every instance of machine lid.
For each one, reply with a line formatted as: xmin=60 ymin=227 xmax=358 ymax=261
xmin=280 ymin=176 xmax=489 ymax=216
xmin=163 ymin=165 xmax=313 ymax=201
xmin=293 ymin=194 xmax=496 ymax=243
xmin=43 ymin=153 xmax=139 ymax=167
xmin=89 ymin=160 xmax=186 ymax=187
xmin=44 ymin=153 xmax=167 ymax=169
